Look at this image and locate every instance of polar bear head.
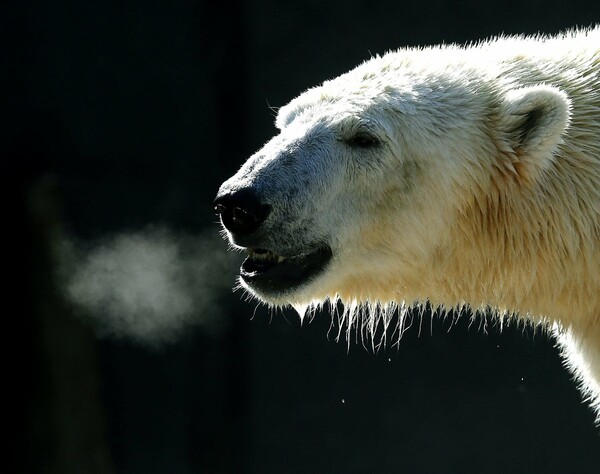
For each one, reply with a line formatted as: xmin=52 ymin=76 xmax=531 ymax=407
xmin=215 ymin=49 xmax=571 ymax=311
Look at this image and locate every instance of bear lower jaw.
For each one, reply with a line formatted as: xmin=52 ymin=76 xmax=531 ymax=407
xmin=240 ymin=245 xmax=333 ymax=297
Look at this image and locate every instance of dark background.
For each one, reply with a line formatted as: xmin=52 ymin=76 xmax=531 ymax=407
xmin=9 ymin=1 xmax=600 ymax=473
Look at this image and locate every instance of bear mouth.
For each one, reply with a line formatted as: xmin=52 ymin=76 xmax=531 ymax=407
xmin=240 ymin=245 xmax=332 ymax=296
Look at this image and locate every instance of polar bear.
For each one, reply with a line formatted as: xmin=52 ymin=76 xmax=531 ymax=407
xmin=215 ymin=27 xmax=600 ymax=420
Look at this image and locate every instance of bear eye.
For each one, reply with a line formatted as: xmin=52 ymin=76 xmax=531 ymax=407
xmin=344 ymin=132 xmax=380 ymax=149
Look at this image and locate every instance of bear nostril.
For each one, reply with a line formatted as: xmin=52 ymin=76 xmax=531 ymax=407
xmin=213 ymin=188 xmax=270 ymax=236
xmin=231 ymin=206 xmax=254 ymax=228
xmin=214 ymin=202 xmax=227 ymax=215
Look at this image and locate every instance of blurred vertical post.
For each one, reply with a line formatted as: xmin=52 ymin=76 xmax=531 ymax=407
xmin=26 ymin=177 xmax=114 ymax=473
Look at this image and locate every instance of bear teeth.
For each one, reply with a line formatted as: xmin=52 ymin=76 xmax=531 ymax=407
xmin=248 ymin=249 xmax=286 ymax=263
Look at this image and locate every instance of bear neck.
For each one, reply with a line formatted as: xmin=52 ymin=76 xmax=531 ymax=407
xmin=438 ymin=153 xmax=600 ymax=327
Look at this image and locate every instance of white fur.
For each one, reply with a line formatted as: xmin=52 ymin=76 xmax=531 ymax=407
xmin=219 ymin=27 xmax=600 ymax=421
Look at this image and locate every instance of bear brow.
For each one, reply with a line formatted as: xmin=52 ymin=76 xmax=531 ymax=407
xmin=338 ymin=115 xmax=379 ymax=133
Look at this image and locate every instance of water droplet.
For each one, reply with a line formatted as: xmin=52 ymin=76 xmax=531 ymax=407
xmin=291 ymin=303 xmax=308 ymax=323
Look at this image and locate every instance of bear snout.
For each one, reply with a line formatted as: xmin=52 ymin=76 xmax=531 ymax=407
xmin=214 ymin=187 xmax=271 ymax=238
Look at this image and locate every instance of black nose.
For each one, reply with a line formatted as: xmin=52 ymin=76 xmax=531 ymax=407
xmin=214 ymin=188 xmax=271 ymax=236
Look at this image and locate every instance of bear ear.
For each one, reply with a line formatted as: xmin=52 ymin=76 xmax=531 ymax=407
xmin=496 ymin=85 xmax=571 ymax=181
